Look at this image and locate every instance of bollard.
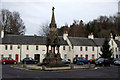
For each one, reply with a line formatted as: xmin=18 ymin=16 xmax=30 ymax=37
xmin=42 ymin=65 xmax=45 ymax=71
xmin=70 ymin=64 xmax=74 ymax=69
xmin=23 ymin=62 xmax=26 ymax=67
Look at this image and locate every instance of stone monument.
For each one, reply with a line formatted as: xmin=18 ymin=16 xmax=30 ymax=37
xmin=43 ymin=7 xmax=62 ymax=67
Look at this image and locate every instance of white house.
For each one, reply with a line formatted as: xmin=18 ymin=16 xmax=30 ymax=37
xmin=109 ymin=34 xmax=120 ymax=58
xmin=0 ymin=30 xmax=120 ymax=63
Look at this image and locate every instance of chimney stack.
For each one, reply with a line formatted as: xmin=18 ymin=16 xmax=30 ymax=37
xmin=63 ymin=26 xmax=68 ymax=40
xmin=1 ymin=30 xmax=4 ymax=38
xmin=115 ymin=34 xmax=120 ymax=41
xmin=110 ymin=33 xmax=113 ymax=39
xmin=88 ymin=33 xmax=94 ymax=39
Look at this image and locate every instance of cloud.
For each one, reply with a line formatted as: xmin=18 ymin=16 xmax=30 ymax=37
xmin=1 ymin=0 xmax=49 ymax=3
xmin=1 ymin=0 xmax=118 ymax=35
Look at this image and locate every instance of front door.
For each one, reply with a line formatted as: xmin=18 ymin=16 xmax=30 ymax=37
xmin=34 ymin=54 xmax=40 ymax=62
xmin=15 ymin=54 xmax=18 ymax=62
xmin=85 ymin=55 xmax=88 ymax=60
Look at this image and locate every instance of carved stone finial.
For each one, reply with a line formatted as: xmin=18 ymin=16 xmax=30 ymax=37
xmin=52 ymin=7 xmax=55 ymax=11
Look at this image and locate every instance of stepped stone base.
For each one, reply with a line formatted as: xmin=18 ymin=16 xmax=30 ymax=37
xmin=42 ymin=55 xmax=68 ymax=67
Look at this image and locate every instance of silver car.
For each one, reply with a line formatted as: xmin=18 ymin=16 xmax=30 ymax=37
xmin=114 ymin=60 xmax=120 ymax=65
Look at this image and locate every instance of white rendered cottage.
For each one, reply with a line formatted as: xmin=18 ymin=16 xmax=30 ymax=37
xmin=0 ymin=30 xmax=120 ymax=63
xmin=109 ymin=34 xmax=120 ymax=58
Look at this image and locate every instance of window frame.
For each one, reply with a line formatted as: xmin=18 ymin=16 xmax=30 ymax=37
xmin=64 ymin=54 xmax=67 ymax=59
xmin=10 ymin=45 xmax=12 ymax=50
xmin=85 ymin=47 xmax=88 ymax=51
xmin=18 ymin=45 xmax=20 ymax=49
xmin=9 ymin=54 xmax=11 ymax=58
xmin=1 ymin=54 xmax=4 ymax=60
xmin=26 ymin=45 xmax=29 ymax=50
xmin=80 ymin=54 xmax=82 ymax=57
xmin=80 ymin=47 xmax=82 ymax=51
xmin=36 ymin=45 xmax=38 ymax=50
xmin=92 ymin=47 xmax=94 ymax=51
xmin=26 ymin=54 xmax=29 ymax=58
xmin=5 ymin=45 xmax=7 ymax=50
xmin=63 ymin=46 xmax=65 ymax=50
xmin=92 ymin=54 xmax=94 ymax=59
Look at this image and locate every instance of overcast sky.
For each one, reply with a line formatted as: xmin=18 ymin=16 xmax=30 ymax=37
xmin=0 ymin=0 xmax=119 ymax=35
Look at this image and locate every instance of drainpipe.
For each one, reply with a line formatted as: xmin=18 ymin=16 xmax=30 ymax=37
xmin=20 ymin=45 xmax=22 ymax=63
xmin=97 ymin=45 xmax=98 ymax=58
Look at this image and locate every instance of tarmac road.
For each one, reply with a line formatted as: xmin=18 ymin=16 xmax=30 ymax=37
xmin=0 ymin=64 xmax=2 ymax=79
xmin=1 ymin=64 xmax=120 ymax=78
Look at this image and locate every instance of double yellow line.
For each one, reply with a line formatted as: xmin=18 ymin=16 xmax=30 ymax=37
xmin=10 ymin=66 xmax=34 ymax=71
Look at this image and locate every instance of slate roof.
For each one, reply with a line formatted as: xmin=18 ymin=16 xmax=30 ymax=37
xmin=0 ymin=34 xmax=108 ymax=47
xmin=58 ymin=36 xmax=68 ymax=45
xmin=93 ymin=38 xmax=105 ymax=46
xmin=1 ymin=35 xmax=68 ymax=45
xmin=115 ymin=40 xmax=120 ymax=48
xmin=68 ymin=37 xmax=96 ymax=46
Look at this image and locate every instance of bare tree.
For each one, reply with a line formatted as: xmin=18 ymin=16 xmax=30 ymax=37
xmin=0 ymin=9 xmax=26 ymax=35
xmin=39 ymin=23 xmax=49 ymax=36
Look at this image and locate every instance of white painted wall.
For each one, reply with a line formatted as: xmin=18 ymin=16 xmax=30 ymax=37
xmin=72 ymin=46 xmax=98 ymax=60
xmin=0 ymin=44 xmax=20 ymax=61
xmin=0 ymin=44 xmax=47 ymax=63
xmin=0 ymin=38 xmax=120 ymax=63
xmin=109 ymin=39 xmax=120 ymax=58
xmin=0 ymin=44 xmax=103 ymax=63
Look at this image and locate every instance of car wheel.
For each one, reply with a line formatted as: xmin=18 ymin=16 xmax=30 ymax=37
xmin=34 ymin=62 xmax=37 ymax=64
xmin=101 ymin=63 xmax=104 ymax=66
xmin=23 ymin=61 xmax=27 ymax=64
xmin=2 ymin=62 xmax=6 ymax=65
xmin=14 ymin=62 xmax=17 ymax=65
xmin=88 ymin=62 xmax=90 ymax=64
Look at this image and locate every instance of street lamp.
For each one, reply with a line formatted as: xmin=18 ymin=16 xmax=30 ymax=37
xmin=19 ymin=44 xmax=22 ymax=63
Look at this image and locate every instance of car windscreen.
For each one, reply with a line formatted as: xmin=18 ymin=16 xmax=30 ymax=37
xmin=78 ymin=57 xmax=85 ymax=60
xmin=24 ymin=58 xmax=29 ymax=60
xmin=97 ymin=58 xmax=104 ymax=61
xmin=29 ymin=58 xmax=33 ymax=60
xmin=8 ymin=58 xmax=13 ymax=60
xmin=117 ymin=58 xmax=120 ymax=61
xmin=5 ymin=58 xmax=9 ymax=60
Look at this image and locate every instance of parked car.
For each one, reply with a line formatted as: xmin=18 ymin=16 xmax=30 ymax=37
xmin=2 ymin=57 xmax=17 ymax=65
xmin=114 ymin=59 xmax=120 ymax=66
xmin=22 ymin=57 xmax=38 ymax=64
xmin=89 ymin=59 xmax=96 ymax=64
xmin=61 ymin=59 xmax=71 ymax=64
xmin=113 ymin=58 xmax=120 ymax=62
xmin=110 ymin=58 xmax=120 ymax=64
xmin=95 ymin=58 xmax=110 ymax=66
xmin=73 ymin=57 xmax=90 ymax=64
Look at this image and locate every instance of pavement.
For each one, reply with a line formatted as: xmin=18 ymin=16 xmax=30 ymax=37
xmin=10 ymin=64 xmax=96 ymax=71
xmin=0 ymin=64 xmax=2 ymax=80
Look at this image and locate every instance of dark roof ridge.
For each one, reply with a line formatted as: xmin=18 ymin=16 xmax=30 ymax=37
xmin=69 ymin=36 xmax=88 ymax=39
